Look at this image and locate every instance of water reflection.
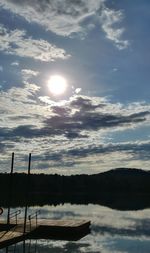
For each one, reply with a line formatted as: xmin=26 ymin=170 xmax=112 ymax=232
xmin=1 ymin=204 xmax=150 ymax=252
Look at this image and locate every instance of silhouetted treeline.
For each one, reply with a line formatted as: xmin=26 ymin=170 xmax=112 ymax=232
xmin=0 ymin=168 xmax=150 ymax=210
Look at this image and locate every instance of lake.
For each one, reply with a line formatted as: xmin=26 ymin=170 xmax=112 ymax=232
xmin=1 ymin=204 xmax=150 ymax=252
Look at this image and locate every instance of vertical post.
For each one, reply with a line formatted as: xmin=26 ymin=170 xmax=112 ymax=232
xmin=11 ymin=152 xmax=14 ymax=174
xmin=29 ymin=216 xmax=31 ymax=232
xmin=7 ymin=152 xmax=14 ymax=225
xmin=23 ymin=240 xmax=26 ymax=253
xmin=24 ymin=153 xmax=31 ymax=234
xmin=36 ymin=213 xmax=37 ymax=228
xmin=13 ymin=243 xmax=17 ymax=253
xmin=28 ymin=153 xmax=31 ymax=175
xmin=15 ymin=213 xmax=17 ymax=224
xmin=28 ymin=239 xmax=31 ymax=253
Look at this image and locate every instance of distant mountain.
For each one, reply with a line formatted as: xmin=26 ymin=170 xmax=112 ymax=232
xmin=0 ymin=168 xmax=150 ymax=210
xmin=86 ymin=168 xmax=150 ymax=193
xmin=101 ymin=167 xmax=149 ymax=175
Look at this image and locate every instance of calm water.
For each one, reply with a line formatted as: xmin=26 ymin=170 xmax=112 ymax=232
xmin=1 ymin=204 xmax=150 ymax=253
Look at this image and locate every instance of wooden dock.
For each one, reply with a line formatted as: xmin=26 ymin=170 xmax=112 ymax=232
xmin=0 ymin=219 xmax=91 ymax=249
xmin=29 ymin=219 xmax=91 ymax=241
xmin=0 ymin=154 xmax=91 ymax=249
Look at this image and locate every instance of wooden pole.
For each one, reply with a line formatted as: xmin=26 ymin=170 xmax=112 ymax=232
xmin=7 ymin=152 xmax=14 ymax=225
xmin=23 ymin=153 xmax=31 ymax=234
xmin=10 ymin=152 xmax=14 ymax=174
xmin=23 ymin=240 xmax=26 ymax=253
xmin=28 ymin=153 xmax=31 ymax=175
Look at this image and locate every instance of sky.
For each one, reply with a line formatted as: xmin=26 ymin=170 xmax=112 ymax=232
xmin=0 ymin=0 xmax=149 ymax=174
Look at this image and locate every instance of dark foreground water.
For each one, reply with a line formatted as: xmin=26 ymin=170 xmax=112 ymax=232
xmin=1 ymin=204 xmax=150 ymax=253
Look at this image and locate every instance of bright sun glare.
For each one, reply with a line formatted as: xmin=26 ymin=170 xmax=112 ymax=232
xmin=48 ymin=75 xmax=67 ymax=95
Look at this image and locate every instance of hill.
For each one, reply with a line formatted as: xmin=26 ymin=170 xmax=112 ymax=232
xmin=0 ymin=168 xmax=150 ymax=210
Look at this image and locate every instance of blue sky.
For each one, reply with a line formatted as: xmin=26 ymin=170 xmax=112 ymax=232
xmin=0 ymin=0 xmax=149 ymax=174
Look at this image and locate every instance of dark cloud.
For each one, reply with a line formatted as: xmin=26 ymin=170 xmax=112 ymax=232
xmin=0 ymin=125 xmax=37 ymax=139
xmin=65 ymin=142 xmax=150 ymax=160
xmin=31 ymin=141 xmax=150 ymax=169
xmin=0 ymin=96 xmax=149 ymax=140
xmin=43 ymin=101 xmax=149 ymax=138
xmin=51 ymin=105 xmax=71 ymax=116
xmin=70 ymin=96 xmax=105 ymax=111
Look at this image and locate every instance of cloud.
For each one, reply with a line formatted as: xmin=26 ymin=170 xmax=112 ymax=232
xmin=0 ymin=0 xmax=103 ymax=36
xmin=24 ymin=140 xmax=150 ymax=173
xmin=0 ymin=94 xmax=150 ymax=140
xmin=69 ymin=95 xmax=106 ymax=111
xmin=1 ymin=92 xmax=150 ymax=135
xmin=0 ymin=83 xmax=43 ymax=129
xmin=100 ymin=8 xmax=129 ymax=49
xmin=0 ymin=65 xmax=3 ymax=72
xmin=41 ymin=96 xmax=149 ymax=139
xmin=0 ymin=24 xmax=70 ymax=61
xmin=21 ymin=68 xmax=39 ymax=81
xmin=0 ymin=89 xmax=149 ymax=172
xmin=0 ymin=0 xmax=129 ymax=49
xmin=75 ymin=88 xmax=82 ymax=94
xmin=65 ymin=141 xmax=150 ymax=161
xmin=51 ymin=141 xmax=150 ymax=174
xmin=112 ymin=68 xmax=118 ymax=72
xmin=11 ymin=61 xmax=19 ymax=66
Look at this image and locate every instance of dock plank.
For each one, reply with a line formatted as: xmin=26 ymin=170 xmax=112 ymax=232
xmin=0 ymin=218 xmax=91 ymax=248
xmin=38 ymin=219 xmax=90 ymax=227
xmin=29 ymin=219 xmax=91 ymax=241
xmin=0 ymin=223 xmax=36 ymax=249
xmin=0 ymin=227 xmax=24 ymax=249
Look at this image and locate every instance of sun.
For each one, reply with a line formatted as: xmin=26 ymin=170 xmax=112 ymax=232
xmin=48 ymin=75 xmax=67 ymax=95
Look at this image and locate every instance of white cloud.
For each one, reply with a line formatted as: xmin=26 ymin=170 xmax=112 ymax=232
xmin=0 ymin=65 xmax=3 ymax=72
xmin=75 ymin=88 xmax=82 ymax=94
xmin=0 ymin=0 xmax=129 ymax=49
xmin=112 ymin=68 xmax=118 ymax=72
xmin=0 ymin=24 xmax=70 ymax=61
xmin=0 ymin=0 xmax=103 ymax=36
xmin=11 ymin=61 xmax=19 ymax=66
xmin=21 ymin=68 xmax=39 ymax=81
xmin=0 ymin=83 xmax=46 ymax=130
xmin=100 ymin=8 xmax=129 ymax=49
